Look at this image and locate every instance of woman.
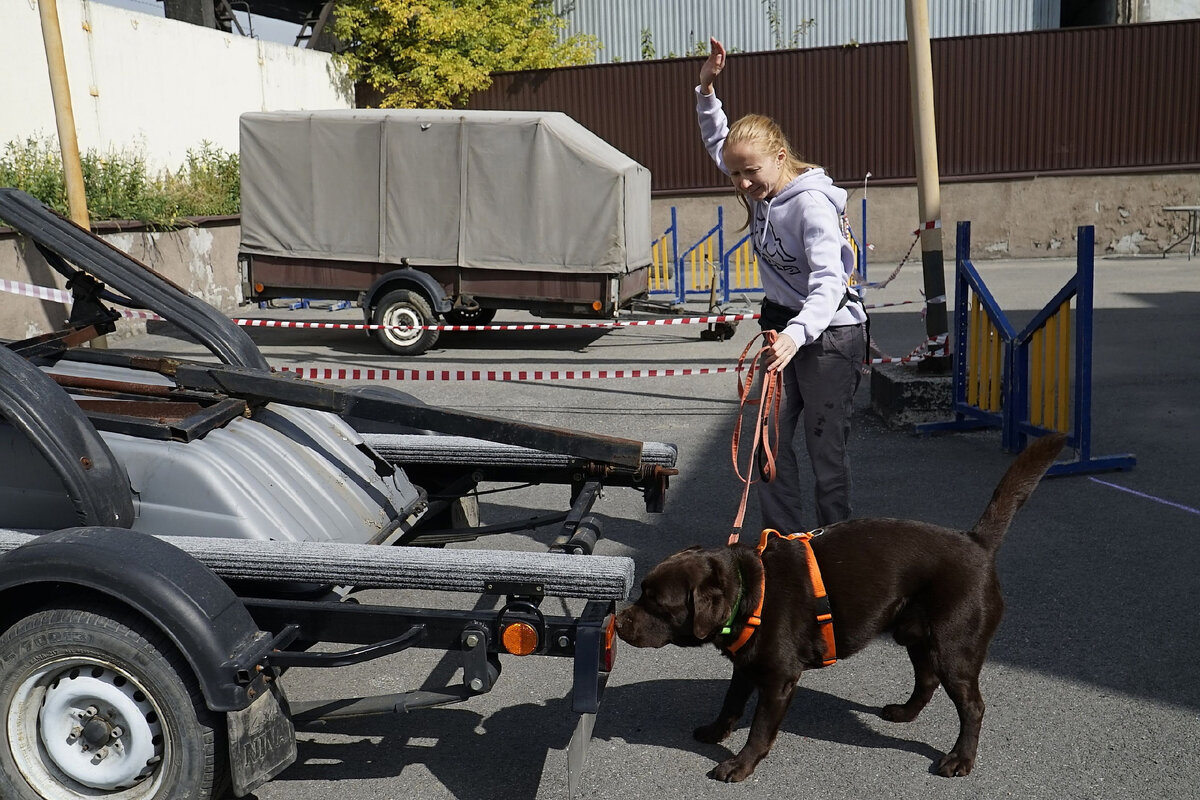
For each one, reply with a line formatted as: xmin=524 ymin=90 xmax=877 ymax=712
xmin=698 ymin=37 xmax=867 ymax=530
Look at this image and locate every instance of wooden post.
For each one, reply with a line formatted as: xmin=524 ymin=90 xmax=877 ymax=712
xmin=39 ymin=0 xmax=108 ymax=347
xmin=905 ymin=0 xmax=949 ymax=371
xmin=38 ymin=0 xmax=90 ymax=229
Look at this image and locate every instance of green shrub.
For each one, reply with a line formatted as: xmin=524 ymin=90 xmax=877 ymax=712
xmin=0 ymin=137 xmax=240 ymax=228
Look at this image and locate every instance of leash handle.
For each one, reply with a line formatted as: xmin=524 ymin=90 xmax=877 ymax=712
xmin=729 ymin=331 xmax=782 ymax=544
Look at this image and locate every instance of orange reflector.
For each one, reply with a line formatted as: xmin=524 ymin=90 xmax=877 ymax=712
xmin=591 ymin=300 xmax=602 ymax=311
xmin=602 ymin=615 xmax=617 ymax=672
xmin=501 ymin=622 xmax=539 ymax=656
xmin=254 ymin=282 xmax=264 ymax=293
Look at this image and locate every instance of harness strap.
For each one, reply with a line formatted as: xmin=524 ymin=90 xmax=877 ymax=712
xmin=729 ymin=330 xmax=782 ymax=546
xmin=723 ymin=528 xmax=837 ymax=667
xmin=722 ymin=568 xmax=763 ymax=654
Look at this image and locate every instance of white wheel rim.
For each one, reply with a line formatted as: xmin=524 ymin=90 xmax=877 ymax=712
xmin=8 ymin=659 xmax=166 ymax=798
xmin=381 ymin=304 xmax=423 ymax=346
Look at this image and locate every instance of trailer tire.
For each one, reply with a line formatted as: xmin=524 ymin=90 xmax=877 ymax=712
xmin=0 ymin=601 xmax=228 ymax=800
xmin=374 ymin=289 xmax=440 ymax=356
xmin=443 ymin=307 xmax=497 ymax=326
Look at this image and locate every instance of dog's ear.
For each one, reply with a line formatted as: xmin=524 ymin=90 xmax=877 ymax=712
xmin=691 ymin=555 xmax=732 ymax=640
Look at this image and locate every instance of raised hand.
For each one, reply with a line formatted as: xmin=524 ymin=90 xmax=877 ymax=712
xmin=699 ymin=37 xmax=726 ymax=94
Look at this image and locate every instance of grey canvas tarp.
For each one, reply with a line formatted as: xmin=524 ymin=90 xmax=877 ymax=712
xmin=239 ymin=109 xmax=652 ymax=275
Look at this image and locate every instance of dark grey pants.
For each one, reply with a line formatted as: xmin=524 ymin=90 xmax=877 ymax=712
xmin=758 ymin=323 xmax=866 ymax=533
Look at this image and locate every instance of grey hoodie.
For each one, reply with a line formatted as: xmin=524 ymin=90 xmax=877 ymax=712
xmin=696 ymin=87 xmax=867 ymax=346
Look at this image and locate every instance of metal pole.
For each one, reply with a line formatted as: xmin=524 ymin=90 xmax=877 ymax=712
xmin=904 ymin=0 xmax=949 ymax=371
xmin=38 ymin=0 xmax=108 ymax=348
xmin=38 ymin=0 xmax=90 ymax=229
xmin=861 ymin=171 xmax=871 ymax=286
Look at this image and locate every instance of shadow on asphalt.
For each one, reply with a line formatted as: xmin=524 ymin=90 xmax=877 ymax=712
xmin=267 ymin=678 xmax=945 ymax=799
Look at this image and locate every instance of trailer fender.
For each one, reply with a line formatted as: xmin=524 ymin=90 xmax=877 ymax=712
xmin=0 ymin=527 xmax=273 ymax=713
xmin=0 ymin=345 xmax=134 ymax=529
xmin=363 ymin=267 xmax=453 ymax=317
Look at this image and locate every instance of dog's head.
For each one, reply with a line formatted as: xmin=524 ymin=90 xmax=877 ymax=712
xmin=615 ymin=546 xmax=737 ymax=648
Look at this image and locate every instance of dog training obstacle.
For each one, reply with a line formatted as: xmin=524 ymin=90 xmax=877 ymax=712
xmin=917 ymin=222 xmax=1135 ymax=476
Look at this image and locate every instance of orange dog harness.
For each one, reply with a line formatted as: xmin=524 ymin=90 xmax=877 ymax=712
xmin=722 ymin=528 xmax=837 ymax=668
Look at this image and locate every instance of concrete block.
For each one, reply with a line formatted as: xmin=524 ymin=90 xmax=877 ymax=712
xmin=869 ymin=363 xmax=953 ymax=429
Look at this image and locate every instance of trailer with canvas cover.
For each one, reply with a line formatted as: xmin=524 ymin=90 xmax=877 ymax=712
xmin=0 ymin=188 xmax=676 ymax=798
xmin=238 ymin=109 xmax=654 ymax=355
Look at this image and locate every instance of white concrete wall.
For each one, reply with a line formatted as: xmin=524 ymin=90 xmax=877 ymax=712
xmin=1 ymin=0 xmax=352 ymax=169
xmin=1142 ymin=0 xmax=1200 ymax=22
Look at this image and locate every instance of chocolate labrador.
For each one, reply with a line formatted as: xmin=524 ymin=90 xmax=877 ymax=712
xmin=616 ymin=433 xmax=1065 ymax=782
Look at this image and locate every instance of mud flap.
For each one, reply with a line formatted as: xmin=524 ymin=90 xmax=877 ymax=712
xmin=227 ymin=680 xmax=297 ymax=796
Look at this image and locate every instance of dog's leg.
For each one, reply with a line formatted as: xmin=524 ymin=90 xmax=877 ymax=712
xmin=935 ymin=672 xmax=985 ymax=777
xmin=882 ymin=643 xmax=940 ymax=723
xmin=709 ymin=674 xmax=798 ymax=782
xmin=694 ymin=664 xmax=755 ymax=744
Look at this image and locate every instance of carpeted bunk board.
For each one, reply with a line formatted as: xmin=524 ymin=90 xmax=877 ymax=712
xmin=362 ymin=433 xmax=678 ymax=469
xmin=0 ymin=529 xmax=634 ymax=601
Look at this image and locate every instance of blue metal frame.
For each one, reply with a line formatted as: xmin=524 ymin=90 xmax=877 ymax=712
xmin=917 ymin=221 xmax=1015 ymax=437
xmin=1009 ymin=226 xmax=1136 ymax=475
xmin=677 ymin=206 xmax=724 ymax=303
xmin=918 ymin=222 xmax=1135 ymax=475
xmin=648 ymin=206 xmax=682 ymax=303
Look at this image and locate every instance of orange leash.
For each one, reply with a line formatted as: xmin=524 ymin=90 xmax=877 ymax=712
xmin=729 ymin=330 xmax=783 ymax=546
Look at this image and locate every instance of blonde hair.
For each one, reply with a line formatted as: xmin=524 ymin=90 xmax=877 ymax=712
xmin=726 ymin=114 xmax=817 ymax=230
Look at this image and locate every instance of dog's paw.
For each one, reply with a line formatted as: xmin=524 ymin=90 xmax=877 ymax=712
xmin=881 ymin=702 xmax=920 ymax=723
xmin=693 ymin=721 xmax=731 ymax=744
xmin=935 ymin=752 xmax=975 ymax=777
xmin=708 ymin=758 xmax=754 ymax=783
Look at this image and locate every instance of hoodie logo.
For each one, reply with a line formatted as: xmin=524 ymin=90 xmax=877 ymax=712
xmin=753 ymin=207 xmax=801 ymax=275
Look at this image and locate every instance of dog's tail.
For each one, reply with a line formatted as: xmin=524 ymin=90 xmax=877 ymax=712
xmin=969 ymin=433 xmax=1067 ymax=552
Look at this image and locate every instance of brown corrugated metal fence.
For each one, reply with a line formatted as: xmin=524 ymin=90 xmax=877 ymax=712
xmin=468 ymin=20 xmax=1200 ymax=193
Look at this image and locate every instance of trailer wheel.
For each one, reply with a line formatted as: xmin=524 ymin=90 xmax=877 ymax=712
xmin=374 ymin=289 xmax=440 ymax=356
xmin=443 ymin=307 xmax=497 ymax=326
xmin=0 ymin=602 xmax=227 ymax=800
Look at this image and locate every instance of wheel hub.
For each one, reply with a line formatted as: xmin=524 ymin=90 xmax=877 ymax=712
xmin=81 ymin=716 xmax=112 ymax=747
xmin=37 ymin=668 xmax=163 ymax=791
xmin=382 ymin=305 xmax=422 ymax=345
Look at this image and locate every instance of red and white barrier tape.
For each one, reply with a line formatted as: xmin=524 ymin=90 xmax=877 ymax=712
xmin=1 ymin=278 xmax=916 ymax=330
xmin=283 ymin=333 xmax=952 ymax=382
xmin=277 ymin=365 xmax=743 ymax=382
xmin=0 ymin=278 xmax=161 ymax=320
xmin=235 ymin=313 xmax=760 ymax=332
xmin=3 ymin=276 xmax=944 ymax=379
xmin=869 ymin=333 xmax=949 ymax=365
xmin=279 ymin=348 xmax=941 ymax=381
xmin=1 ymin=278 xmax=66 ymax=303
xmin=859 ymin=219 xmax=940 ymax=291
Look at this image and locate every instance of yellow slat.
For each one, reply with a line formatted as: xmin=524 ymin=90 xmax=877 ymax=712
xmin=1057 ymin=302 xmax=1071 ymax=432
xmin=1030 ymin=328 xmax=1044 ymax=426
xmin=967 ymin=293 xmax=981 ymax=407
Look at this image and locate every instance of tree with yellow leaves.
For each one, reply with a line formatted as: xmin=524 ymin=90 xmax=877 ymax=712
xmin=331 ymin=0 xmax=599 ymax=108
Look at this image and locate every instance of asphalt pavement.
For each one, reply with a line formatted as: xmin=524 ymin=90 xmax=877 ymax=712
xmin=125 ymin=251 xmax=1199 ymax=800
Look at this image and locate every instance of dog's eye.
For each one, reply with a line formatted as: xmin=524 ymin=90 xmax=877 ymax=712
xmin=641 ymin=591 xmax=669 ymax=614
